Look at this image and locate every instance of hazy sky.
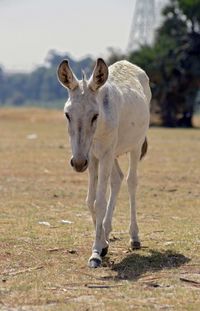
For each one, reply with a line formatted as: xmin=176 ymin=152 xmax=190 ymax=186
xmin=0 ymin=0 xmax=135 ymax=72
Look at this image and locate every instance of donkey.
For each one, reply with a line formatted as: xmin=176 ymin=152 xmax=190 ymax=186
xmin=57 ymin=58 xmax=151 ymax=268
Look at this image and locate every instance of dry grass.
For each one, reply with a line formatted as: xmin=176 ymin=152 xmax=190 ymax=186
xmin=0 ymin=108 xmax=200 ymax=311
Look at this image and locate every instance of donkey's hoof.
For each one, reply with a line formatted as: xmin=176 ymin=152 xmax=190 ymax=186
xmin=100 ymin=246 xmax=109 ymax=257
xmin=131 ymin=241 xmax=141 ymax=250
xmin=88 ymin=258 xmax=102 ymax=268
xmin=88 ymin=252 xmax=102 ymax=268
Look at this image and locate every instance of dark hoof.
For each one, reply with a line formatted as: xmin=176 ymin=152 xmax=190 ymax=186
xmin=88 ymin=258 xmax=102 ymax=268
xmin=131 ymin=241 xmax=141 ymax=250
xmin=100 ymin=246 xmax=109 ymax=257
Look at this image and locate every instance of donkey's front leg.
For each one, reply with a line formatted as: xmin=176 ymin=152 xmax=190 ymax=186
xmin=88 ymin=152 xmax=114 ymax=268
xmin=103 ymin=159 xmax=124 ymax=242
xmin=86 ymin=154 xmax=98 ymax=227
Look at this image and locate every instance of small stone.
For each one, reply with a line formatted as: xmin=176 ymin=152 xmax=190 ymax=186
xmin=38 ymin=221 xmax=51 ymax=226
xmin=68 ymin=249 xmax=77 ymax=254
xmin=60 ymin=220 xmax=73 ymax=224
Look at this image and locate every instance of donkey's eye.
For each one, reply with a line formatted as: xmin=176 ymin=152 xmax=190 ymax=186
xmin=91 ymin=114 xmax=99 ymax=125
xmin=65 ymin=113 xmax=70 ymax=122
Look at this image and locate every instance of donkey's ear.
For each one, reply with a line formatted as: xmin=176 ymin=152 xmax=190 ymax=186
xmin=88 ymin=58 xmax=108 ymax=92
xmin=57 ymin=60 xmax=79 ymax=91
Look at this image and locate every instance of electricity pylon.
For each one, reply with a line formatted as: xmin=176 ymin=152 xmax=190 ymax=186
xmin=127 ymin=0 xmax=168 ymax=52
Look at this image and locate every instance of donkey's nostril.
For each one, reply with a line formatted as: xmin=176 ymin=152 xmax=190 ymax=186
xmin=84 ymin=159 xmax=88 ymax=167
xmin=70 ymin=158 xmax=74 ymax=167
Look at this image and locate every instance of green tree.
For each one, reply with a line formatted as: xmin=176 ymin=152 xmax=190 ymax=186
xmin=127 ymin=0 xmax=200 ymax=127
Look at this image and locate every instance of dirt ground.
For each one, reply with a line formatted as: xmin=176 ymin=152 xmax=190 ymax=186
xmin=0 ymin=108 xmax=200 ymax=310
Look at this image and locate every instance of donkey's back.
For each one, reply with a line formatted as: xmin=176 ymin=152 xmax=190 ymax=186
xmin=107 ymin=60 xmax=151 ymax=156
xmin=109 ymin=60 xmax=151 ymax=105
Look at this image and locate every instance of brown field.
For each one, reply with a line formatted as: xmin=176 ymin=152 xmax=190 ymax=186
xmin=0 ymin=108 xmax=200 ymax=311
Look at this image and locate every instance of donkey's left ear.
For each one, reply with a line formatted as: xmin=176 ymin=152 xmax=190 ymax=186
xmin=88 ymin=58 xmax=108 ymax=92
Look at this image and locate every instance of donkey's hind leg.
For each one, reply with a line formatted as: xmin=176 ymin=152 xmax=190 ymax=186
xmin=127 ymin=149 xmax=141 ymax=249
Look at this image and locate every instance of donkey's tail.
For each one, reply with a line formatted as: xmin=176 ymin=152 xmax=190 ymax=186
xmin=140 ymin=137 xmax=148 ymax=160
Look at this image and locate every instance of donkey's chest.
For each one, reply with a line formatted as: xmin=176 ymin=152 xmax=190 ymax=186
xmin=92 ymin=129 xmax=118 ymax=159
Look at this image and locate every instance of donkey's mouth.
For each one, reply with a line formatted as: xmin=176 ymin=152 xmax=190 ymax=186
xmin=74 ymin=164 xmax=88 ymax=173
xmin=70 ymin=158 xmax=88 ymax=173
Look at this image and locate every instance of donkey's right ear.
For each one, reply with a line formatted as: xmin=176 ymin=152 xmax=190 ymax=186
xmin=57 ymin=60 xmax=79 ymax=91
xmin=88 ymin=58 xmax=108 ymax=92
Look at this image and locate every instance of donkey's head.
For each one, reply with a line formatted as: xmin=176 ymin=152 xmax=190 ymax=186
xmin=57 ymin=58 xmax=108 ymax=172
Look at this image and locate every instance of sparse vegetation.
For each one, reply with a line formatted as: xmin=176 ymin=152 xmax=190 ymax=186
xmin=0 ymin=108 xmax=200 ymax=310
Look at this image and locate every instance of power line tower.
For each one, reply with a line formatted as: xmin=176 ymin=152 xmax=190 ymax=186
xmin=127 ymin=0 xmax=168 ymax=52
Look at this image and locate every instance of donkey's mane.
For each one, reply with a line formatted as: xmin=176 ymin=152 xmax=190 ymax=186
xmin=81 ymin=71 xmax=88 ymax=94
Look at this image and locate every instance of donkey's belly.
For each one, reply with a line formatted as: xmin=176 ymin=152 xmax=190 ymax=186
xmin=115 ymin=128 xmax=146 ymax=156
xmin=115 ymin=105 xmax=149 ymax=156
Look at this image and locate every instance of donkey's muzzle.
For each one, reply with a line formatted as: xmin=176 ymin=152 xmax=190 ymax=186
xmin=70 ymin=157 xmax=88 ymax=173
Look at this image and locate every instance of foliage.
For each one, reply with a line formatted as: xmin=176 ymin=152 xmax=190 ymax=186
xmin=179 ymin=0 xmax=200 ymax=26
xmin=126 ymin=0 xmax=200 ymax=127
xmin=107 ymin=0 xmax=200 ymax=127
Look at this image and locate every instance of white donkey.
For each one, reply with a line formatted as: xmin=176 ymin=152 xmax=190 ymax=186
xmin=57 ymin=58 xmax=151 ymax=268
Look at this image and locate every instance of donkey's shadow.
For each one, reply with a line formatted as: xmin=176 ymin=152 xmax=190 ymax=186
xmin=103 ymin=249 xmax=190 ymax=281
